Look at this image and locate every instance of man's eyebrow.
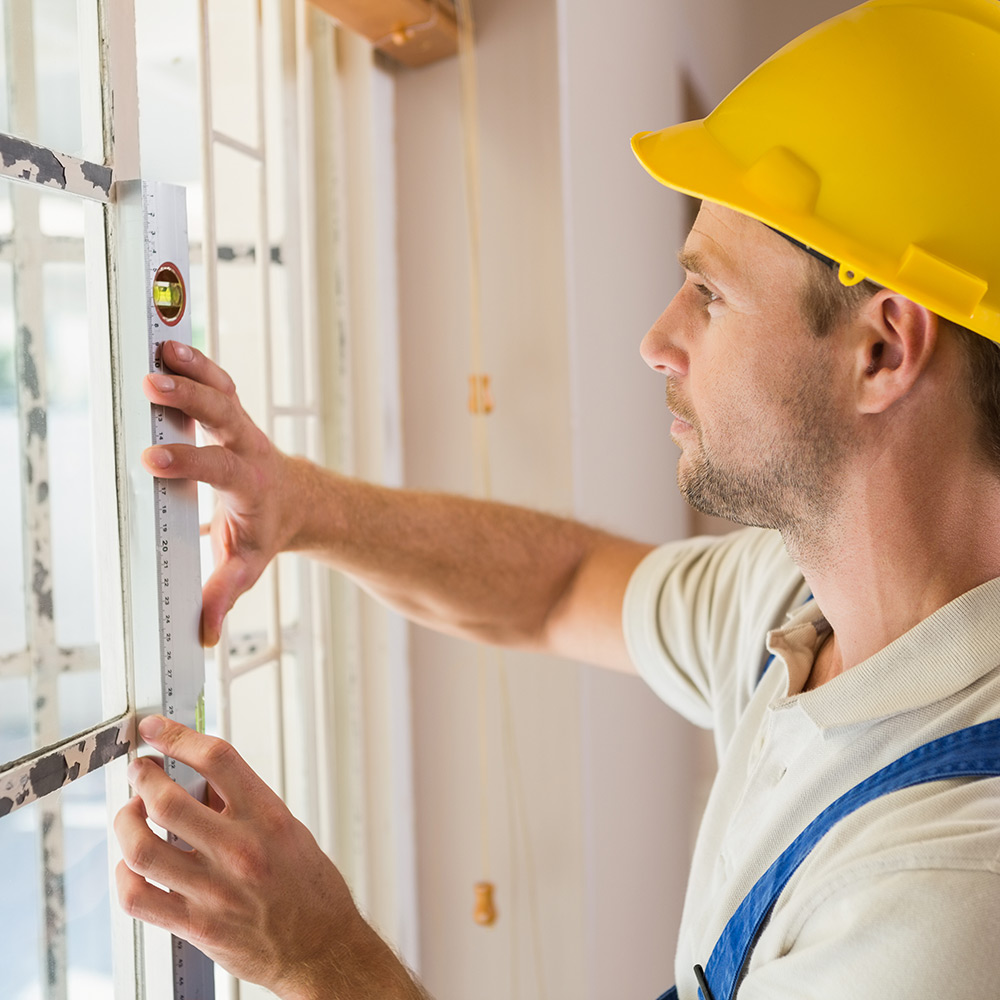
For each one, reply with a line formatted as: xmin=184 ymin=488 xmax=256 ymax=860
xmin=676 ymin=248 xmax=718 ymax=282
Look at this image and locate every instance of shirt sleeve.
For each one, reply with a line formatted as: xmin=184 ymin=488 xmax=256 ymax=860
xmin=622 ymin=527 xmax=804 ymax=734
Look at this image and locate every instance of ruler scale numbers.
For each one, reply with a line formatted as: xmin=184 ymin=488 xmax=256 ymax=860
xmin=139 ymin=181 xmax=215 ymax=1000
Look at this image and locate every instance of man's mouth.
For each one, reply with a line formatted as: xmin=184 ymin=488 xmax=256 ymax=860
xmin=665 ymin=382 xmax=696 ymax=429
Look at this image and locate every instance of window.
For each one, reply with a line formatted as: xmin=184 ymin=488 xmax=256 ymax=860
xmin=0 ymin=1 xmax=129 ymax=996
xmin=1 ymin=4 xmax=414 ymax=997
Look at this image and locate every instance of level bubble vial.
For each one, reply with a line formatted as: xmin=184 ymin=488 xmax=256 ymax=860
xmin=152 ymin=263 xmax=186 ymax=326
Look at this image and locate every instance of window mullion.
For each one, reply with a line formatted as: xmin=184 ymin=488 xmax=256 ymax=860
xmin=4 ymin=4 xmax=71 ymax=997
xmin=89 ymin=0 xmax=149 ymax=997
xmin=0 ymin=713 xmax=132 ymax=818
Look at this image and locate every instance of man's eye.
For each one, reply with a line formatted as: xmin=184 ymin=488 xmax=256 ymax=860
xmin=694 ymin=283 xmax=721 ymax=304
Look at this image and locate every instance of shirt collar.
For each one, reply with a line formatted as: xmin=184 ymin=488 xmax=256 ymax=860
xmin=764 ymin=576 xmax=1000 ymax=729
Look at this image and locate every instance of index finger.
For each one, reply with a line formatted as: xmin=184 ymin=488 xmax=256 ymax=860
xmin=137 ymin=715 xmax=280 ymax=817
xmin=158 ymin=340 xmax=235 ymax=395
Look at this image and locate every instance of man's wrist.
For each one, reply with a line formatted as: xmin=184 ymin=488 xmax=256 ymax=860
xmin=275 ymin=909 xmax=431 ymax=1000
xmin=279 ymin=455 xmax=343 ymax=555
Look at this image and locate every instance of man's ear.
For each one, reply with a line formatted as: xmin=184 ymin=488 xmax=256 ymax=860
xmin=853 ymin=291 xmax=939 ymax=414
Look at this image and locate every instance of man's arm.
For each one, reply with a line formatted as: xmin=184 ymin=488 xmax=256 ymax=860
xmin=146 ymin=340 xmax=652 ymax=670
xmin=116 ymin=716 xmax=431 ymax=1000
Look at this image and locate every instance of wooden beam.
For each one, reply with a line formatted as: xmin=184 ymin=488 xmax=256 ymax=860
xmin=308 ymin=0 xmax=458 ymax=68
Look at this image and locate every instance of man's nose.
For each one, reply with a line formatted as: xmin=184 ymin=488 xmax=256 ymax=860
xmin=640 ymin=294 xmax=689 ymax=376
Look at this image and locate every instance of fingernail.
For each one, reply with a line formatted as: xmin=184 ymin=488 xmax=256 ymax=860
xmin=126 ymin=758 xmax=142 ymax=784
xmin=149 ymin=373 xmax=175 ymax=392
xmin=147 ymin=447 xmax=172 ymax=469
xmin=173 ymin=342 xmax=193 ymax=362
xmin=139 ymin=715 xmax=165 ymax=741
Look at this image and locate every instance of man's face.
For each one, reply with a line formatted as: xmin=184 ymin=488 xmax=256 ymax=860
xmin=641 ymin=202 xmax=854 ymax=535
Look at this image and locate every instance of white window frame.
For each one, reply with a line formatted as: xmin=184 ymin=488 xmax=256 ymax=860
xmin=0 ymin=3 xmax=419 ymax=997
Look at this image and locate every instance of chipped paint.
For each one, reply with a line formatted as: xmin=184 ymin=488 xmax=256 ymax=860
xmin=0 ymin=131 xmax=111 ymax=204
xmin=215 ymin=243 xmax=285 ymax=265
xmin=0 ymin=715 xmax=133 ymax=818
xmin=27 ymin=404 xmax=46 ymax=441
xmin=32 ymin=557 xmax=54 ymax=620
xmin=5 ymin=116 xmax=70 ymax=1000
xmin=79 ymin=159 xmax=112 ymax=198
xmin=0 ymin=134 xmax=66 ymax=187
xmin=17 ymin=325 xmax=40 ymax=398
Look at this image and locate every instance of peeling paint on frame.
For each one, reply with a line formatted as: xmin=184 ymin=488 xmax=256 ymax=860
xmin=0 ymin=714 xmax=133 ymax=818
xmin=0 ymin=132 xmax=112 ymax=204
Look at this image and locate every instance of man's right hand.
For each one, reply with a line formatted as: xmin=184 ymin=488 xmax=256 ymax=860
xmin=143 ymin=340 xmax=300 ymax=647
xmin=145 ymin=341 xmax=651 ymax=671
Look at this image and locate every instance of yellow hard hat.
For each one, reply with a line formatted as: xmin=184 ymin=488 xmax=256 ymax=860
xmin=632 ymin=0 xmax=1000 ymax=343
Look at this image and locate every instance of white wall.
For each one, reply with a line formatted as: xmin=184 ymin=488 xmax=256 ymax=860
xmin=555 ymin=1 xmax=703 ymax=996
xmin=678 ymin=0 xmax=860 ymax=109
xmin=392 ymin=1 xmax=863 ymax=999
xmin=396 ymin=0 xmax=588 ymax=995
xmin=395 ymin=0 xmax=700 ymax=996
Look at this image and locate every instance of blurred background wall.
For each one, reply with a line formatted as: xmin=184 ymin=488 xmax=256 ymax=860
xmin=392 ymin=1 xmax=858 ymax=997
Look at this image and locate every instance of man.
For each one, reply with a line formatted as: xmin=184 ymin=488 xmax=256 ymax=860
xmin=115 ymin=0 xmax=1000 ymax=997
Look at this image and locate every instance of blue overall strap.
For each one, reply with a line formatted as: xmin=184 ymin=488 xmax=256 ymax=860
xmin=697 ymin=717 xmax=1000 ymax=1000
xmin=655 ymin=717 xmax=1000 ymax=1000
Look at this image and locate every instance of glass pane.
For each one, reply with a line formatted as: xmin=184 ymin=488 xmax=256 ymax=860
xmin=39 ymin=193 xmax=84 ymax=238
xmin=216 ymin=252 xmax=268 ymax=425
xmin=2 ymin=781 xmax=42 ymax=999
xmin=276 ymin=549 xmax=300 ymax=634
xmin=58 ymin=670 xmax=102 ymax=744
xmin=226 ymin=562 xmax=277 ymax=664
xmin=207 ymin=0 xmax=260 ymax=150
xmin=0 ymin=764 xmax=114 ymax=1000
xmin=189 ymin=259 xmax=207 ymax=355
xmin=134 ymin=0 xmax=202 ymax=186
xmin=62 ymin=766 xmax=114 ymax=996
xmin=213 ymin=146 xmax=268 ymax=429
xmin=44 ymin=262 xmax=97 ymax=650
xmin=0 ymin=260 xmax=23 ymax=656
xmin=0 ymin=0 xmax=100 ymax=159
xmin=0 ymin=675 xmax=30 ymax=761
xmin=213 ymin=142 xmax=260 ymax=247
xmin=230 ymin=660 xmax=283 ymax=791
xmin=0 ymin=178 xmax=122 ymax=758
xmin=268 ymin=259 xmax=294 ymax=409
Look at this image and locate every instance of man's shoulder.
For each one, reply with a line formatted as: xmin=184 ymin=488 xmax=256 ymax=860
xmin=628 ymin=525 xmax=799 ymax=601
xmin=623 ymin=527 xmax=807 ymax=726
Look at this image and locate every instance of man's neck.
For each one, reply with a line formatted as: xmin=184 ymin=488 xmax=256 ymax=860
xmin=784 ymin=455 xmax=1000 ymax=685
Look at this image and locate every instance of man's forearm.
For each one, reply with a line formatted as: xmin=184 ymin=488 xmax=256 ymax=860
xmin=282 ymin=456 xmax=650 ymax=666
xmin=281 ymin=922 xmax=434 ymax=1000
xmin=138 ymin=342 xmax=649 ymax=664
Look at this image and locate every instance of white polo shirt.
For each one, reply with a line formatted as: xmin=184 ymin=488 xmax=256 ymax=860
xmin=623 ymin=527 xmax=1000 ymax=1000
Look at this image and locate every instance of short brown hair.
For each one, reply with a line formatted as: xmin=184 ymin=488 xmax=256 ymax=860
xmin=800 ymin=258 xmax=1000 ymax=471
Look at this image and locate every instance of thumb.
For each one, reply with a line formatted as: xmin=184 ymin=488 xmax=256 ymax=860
xmin=200 ymin=554 xmax=263 ymax=647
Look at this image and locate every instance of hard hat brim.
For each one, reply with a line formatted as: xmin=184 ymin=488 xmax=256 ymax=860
xmin=631 ymin=121 xmax=867 ymax=285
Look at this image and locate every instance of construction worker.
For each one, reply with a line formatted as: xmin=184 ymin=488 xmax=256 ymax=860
xmin=115 ymin=1 xmax=1000 ymax=997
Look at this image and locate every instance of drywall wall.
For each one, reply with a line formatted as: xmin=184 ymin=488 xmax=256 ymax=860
xmin=395 ymin=0 xmax=588 ymax=995
xmin=392 ymin=1 xmax=865 ymax=998
xmin=395 ymin=0 xmax=701 ymax=996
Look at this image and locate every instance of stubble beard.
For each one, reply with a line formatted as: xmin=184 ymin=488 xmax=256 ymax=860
xmin=668 ymin=370 xmax=848 ymax=540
